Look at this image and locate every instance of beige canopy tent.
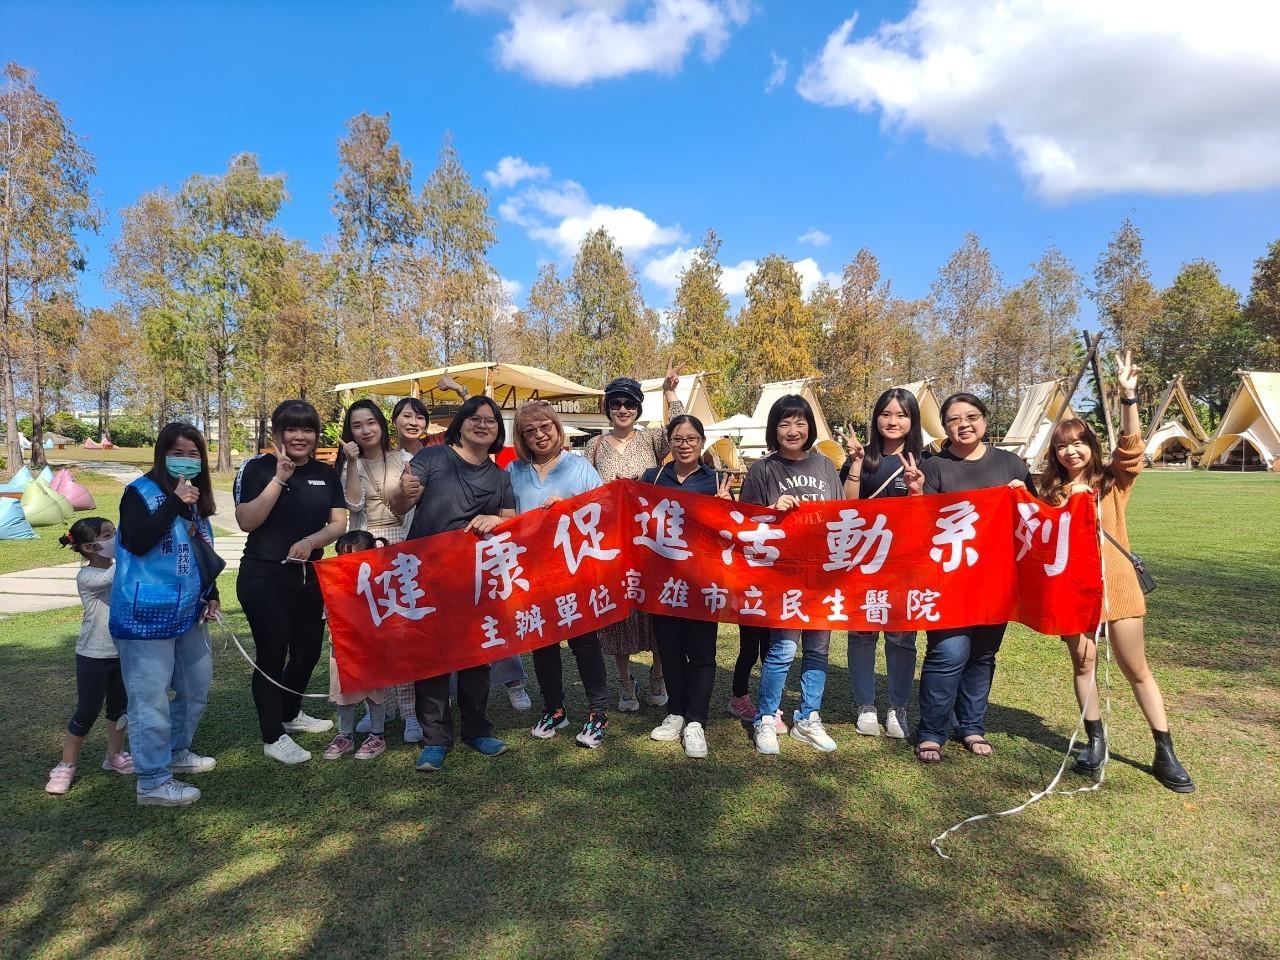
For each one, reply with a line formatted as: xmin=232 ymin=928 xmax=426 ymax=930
xmin=1144 ymin=375 xmax=1209 ymax=464
xmin=739 ymin=377 xmax=832 ymax=460
xmin=895 ymin=380 xmax=947 ymax=451
xmin=640 ymin=372 xmax=719 ymax=429
xmin=334 ymin=362 xmax=602 ymax=409
xmin=1200 ymin=371 xmax=1280 ymax=470
xmin=997 ymin=380 xmax=1077 ymax=471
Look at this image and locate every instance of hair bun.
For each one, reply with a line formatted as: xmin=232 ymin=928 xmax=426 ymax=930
xmin=58 ymin=533 xmax=74 ymax=547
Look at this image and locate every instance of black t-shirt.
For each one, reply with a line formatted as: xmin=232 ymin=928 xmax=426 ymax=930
xmin=235 ymin=454 xmax=345 ymax=563
xmin=739 ymin=452 xmax=843 ymax=506
xmin=405 ymin=445 xmax=516 ymax=540
xmin=921 ymin=445 xmax=1036 ymax=496
xmin=857 ymin=452 xmax=914 ymax=499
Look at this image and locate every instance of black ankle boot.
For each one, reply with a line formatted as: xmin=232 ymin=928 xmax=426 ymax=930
xmin=1073 ymin=718 xmax=1106 ymax=775
xmin=1151 ymin=729 xmax=1195 ymax=793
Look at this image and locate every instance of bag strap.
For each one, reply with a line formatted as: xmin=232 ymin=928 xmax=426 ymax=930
xmin=1101 ymin=528 xmax=1139 ymax=562
xmin=865 ymin=463 xmax=905 ymax=500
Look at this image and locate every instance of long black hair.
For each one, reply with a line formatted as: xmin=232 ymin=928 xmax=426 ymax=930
xmin=336 ymin=399 xmax=391 ymax=475
xmin=863 ymin=388 xmax=923 ymax=474
xmin=444 ymin=396 xmax=506 ymax=454
xmin=765 ymin=394 xmax=817 ymax=453
xmin=150 ymin=422 xmax=216 ymax=518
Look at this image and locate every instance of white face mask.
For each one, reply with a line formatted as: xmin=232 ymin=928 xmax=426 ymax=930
xmin=93 ymin=539 xmax=116 ymax=560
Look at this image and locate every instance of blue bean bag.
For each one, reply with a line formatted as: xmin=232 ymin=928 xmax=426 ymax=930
xmin=0 ymin=465 xmax=33 ymax=493
xmin=0 ymin=498 xmax=38 ymax=539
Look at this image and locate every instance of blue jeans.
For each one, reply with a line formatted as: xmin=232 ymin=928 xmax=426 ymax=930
xmin=847 ymin=631 xmax=918 ymax=707
xmin=915 ymin=624 xmax=1007 ymax=746
xmin=114 ymin=622 xmax=213 ymax=792
xmin=756 ymin=628 xmax=831 ymax=722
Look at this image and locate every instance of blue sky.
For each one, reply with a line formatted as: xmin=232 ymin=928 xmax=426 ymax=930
xmin=3 ymin=0 xmax=1278 ymax=323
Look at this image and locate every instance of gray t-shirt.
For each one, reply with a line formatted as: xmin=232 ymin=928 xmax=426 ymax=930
xmin=740 ymin=452 xmax=844 ymax=506
xmin=921 ymin=445 xmax=1036 ymax=495
xmin=405 ymin=445 xmax=515 ymax=539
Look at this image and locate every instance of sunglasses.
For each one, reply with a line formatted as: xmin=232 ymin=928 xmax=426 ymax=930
xmin=607 ymin=399 xmax=640 ymax=411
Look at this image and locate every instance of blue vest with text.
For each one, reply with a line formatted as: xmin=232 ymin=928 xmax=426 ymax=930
xmin=109 ymin=475 xmax=211 ymax=640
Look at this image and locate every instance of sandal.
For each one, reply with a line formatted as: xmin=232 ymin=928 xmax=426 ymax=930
xmin=962 ymin=736 xmax=993 ymax=757
xmin=915 ymin=742 xmax=942 ymax=764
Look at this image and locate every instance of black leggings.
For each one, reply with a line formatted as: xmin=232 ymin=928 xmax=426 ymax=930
xmin=237 ymin=560 xmax=326 ymax=743
xmin=68 ymin=655 xmax=127 ymax=737
xmin=653 ymin=615 xmax=717 ymax=725
xmin=732 ymin=625 xmax=771 ymax=698
xmin=531 ymin=631 xmax=610 ymax=716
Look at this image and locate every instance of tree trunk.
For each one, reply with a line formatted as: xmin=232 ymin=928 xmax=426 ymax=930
xmin=29 ymin=321 xmax=46 ymax=469
xmin=217 ymin=355 xmax=231 ymax=471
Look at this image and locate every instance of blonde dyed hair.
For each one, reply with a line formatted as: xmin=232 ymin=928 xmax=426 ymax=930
xmin=512 ymin=400 xmax=566 ymax=461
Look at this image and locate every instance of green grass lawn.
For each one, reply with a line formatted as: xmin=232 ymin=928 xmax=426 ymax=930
xmin=1 ymin=471 xmax=1277 ymax=959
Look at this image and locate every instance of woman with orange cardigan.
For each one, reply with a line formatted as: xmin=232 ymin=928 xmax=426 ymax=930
xmin=1041 ymin=350 xmax=1193 ymax=792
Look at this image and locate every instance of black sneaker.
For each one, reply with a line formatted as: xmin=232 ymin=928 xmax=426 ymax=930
xmin=531 ymin=708 xmax=569 ymax=740
xmin=575 ymin=712 xmax=608 ymax=749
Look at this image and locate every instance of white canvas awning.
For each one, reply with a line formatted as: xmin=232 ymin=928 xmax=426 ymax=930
xmin=335 ymin=362 xmax=602 ymax=409
xmin=740 ymin=377 xmax=831 ymax=459
xmin=639 ymin=372 xmax=719 ymax=429
xmin=1200 ymin=371 xmax=1280 ymax=469
xmin=997 ymin=380 xmax=1076 ymax=470
xmin=895 ymin=380 xmax=946 ymax=451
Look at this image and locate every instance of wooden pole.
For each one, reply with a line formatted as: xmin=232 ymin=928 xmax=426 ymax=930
xmin=1085 ymin=331 xmax=1117 ymax=450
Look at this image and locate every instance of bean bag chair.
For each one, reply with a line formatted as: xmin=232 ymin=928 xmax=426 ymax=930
xmin=0 ymin=465 xmax=33 ymax=493
xmin=44 ymin=482 xmax=75 ymax=519
xmin=0 ymin=499 xmax=37 ymax=539
xmin=37 ymin=465 xmax=55 ymax=484
xmin=83 ymin=438 xmax=102 ymax=449
xmin=20 ymin=480 xmax=64 ymax=527
xmin=51 ymin=468 xmax=96 ymax=510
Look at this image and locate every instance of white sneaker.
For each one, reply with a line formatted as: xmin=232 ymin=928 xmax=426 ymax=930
xmin=282 ymin=711 xmax=333 ymax=734
xmin=682 ymin=722 xmax=708 ymax=759
xmin=855 ymin=705 xmax=882 ymax=737
xmin=650 ymin=714 xmax=685 ymax=742
xmin=264 ymin=734 xmax=311 ymax=765
xmin=137 ymin=779 xmax=200 ymax=807
xmin=791 ymin=712 xmax=838 ymax=752
xmin=885 ymin=706 xmax=909 ymax=740
xmin=755 ymin=716 xmax=780 ymax=755
xmin=506 ymin=683 xmax=532 ymax=712
xmin=403 ymin=717 xmax=425 ymax=744
xmin=171 ymin=749 xmax=217 ymax=774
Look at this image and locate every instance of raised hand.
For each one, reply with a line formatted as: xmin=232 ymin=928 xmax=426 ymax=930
xmin=400 ymin=466 xmax=424 ymax=505
xmin=844 ymin=425 xmax=865 ymax=465
xmin=340 ymin=439 xmax=360 ymax=461
xmin=174 ymin=476 xmax=201 ymax=505
xmin=1115 ymin=349 xmax=1141 ymax=394
xmin=273 ymin=450 xmax=296 ymax=484
xmin=715 ymin=472 xmax=733 ymax=500
xmin=663 ymin=357 xmax=679 ymax=393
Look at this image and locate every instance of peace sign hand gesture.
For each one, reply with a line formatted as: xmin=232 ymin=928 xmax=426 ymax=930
xmin=902 ymin=452 xmax=924 ymax=495
xmin=715 ymin=472 xmax=733 ymax=500
xmin=663 ymin=357 xmax=679 ymax=394
xmin=1115 ymin=349 xmax=1141 ymax=394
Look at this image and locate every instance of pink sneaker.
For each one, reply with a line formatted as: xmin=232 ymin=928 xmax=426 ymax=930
xmin=727 ymin=694 xmax=756 ymax=721
xmin=354 ymin=734 xmax=386 ymax=760
xmin=46 ymin=762 xmax=76 ymax=794
xmin=774 ymin=710 xmax=789 ymax=735
xmin=323 ymin=734 xmax=355 ymax=760
xmin=101 ymin=752 xmax=135 ymax=775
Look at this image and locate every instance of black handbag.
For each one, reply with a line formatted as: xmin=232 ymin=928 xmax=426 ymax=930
xmin=1103 ymin=529 xmax=1156 ymax=595
xmin=187 ymin=520 xmax=227 ymax=600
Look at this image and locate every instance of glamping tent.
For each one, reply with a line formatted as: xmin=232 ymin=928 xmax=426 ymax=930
xmin=1144 ymin=375 xmax=1209 ymax=465
xmin=1200 ymin=371 xmax=1280 ymax=470
xmin=640 ymin=372 xmax=719 ymax=430
xmin=739 ymin=377 xmax=832 ymax=460
xmin=895 ymin=381 xmax=947 ymax=451
xmin=997 ymin=380 xmax=1077 ymax=471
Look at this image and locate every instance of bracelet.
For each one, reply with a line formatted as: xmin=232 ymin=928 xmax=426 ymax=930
xmin=271 ymin=477 xmax=288 ymax=488
xmin=849 ymin=474 xmax=862 ymax=480
xmin=1120 ymin=396 xmax=1138 ymax=406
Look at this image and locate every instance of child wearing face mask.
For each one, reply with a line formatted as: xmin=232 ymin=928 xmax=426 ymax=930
xmin=45 ymin=517 xmax=134 ymax=795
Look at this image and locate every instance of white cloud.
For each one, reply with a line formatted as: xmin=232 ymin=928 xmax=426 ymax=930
xmin=796 ymin=0 xmax=1280 ymax=198
xmin=642 ymin=250 xmax=836 ymax=300
xmin=765 ymin=51 xmax=788 ymax=92
xmin=797 ymin=228 xmax=831 ymax=247
xmin=455 ymin=0 xmax=752 ymax=86
xmin=484 ymin=156 xmax=551 ymax=190
xmin=793 ymin=258 xmax=841 ymax=297
xmin=501 ymin=175 xmax=685 ymax=257
xmin=500 ymin=276 xmax=524 ymax=300
xmin=643 ymin=246 xmax=698 ymax=290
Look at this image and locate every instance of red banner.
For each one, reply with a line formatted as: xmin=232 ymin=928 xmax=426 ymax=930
xmin=315 ymin=479 xmax=1102 ymax=692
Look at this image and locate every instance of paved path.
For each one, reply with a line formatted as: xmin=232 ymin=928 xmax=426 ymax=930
xmin=0 ymin=464 xmax=246 ymax=617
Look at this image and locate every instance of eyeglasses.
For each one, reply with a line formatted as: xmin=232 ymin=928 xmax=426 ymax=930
xmin=669 ymin=436 xmax=702 ymax=447
xmin=944 ymin=413 xmax=985 ymax=427
xmin=607 ymin=399 xmax=640 ymax=410
xmin=465 ymin=417 xmax=499 ymax=428
xmin=521 ymin=423 xmax=555 ymax=438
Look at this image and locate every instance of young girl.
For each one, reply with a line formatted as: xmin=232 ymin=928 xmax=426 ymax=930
xmin=1041 ymin=350 xmax=1194 ymax=792
xmin=840 ymin=388 xmax=926 ymax=740
xmin=739 ymin=394 xmax=846 ymax=755
xmin=45 ymin=518 xmax=133 ymax=794
xmin=323 ymin=530 xmax=389 ymax=761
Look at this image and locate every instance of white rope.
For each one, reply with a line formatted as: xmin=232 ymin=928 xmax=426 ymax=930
xmin=930 ymin=493 xmax=1114 ymax=858
xmin=211 ymin=613 xmax=329 ymax=700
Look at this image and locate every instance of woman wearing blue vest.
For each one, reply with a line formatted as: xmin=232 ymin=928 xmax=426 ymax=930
xmin=111 ymin=423 xmax=220 ymax=807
